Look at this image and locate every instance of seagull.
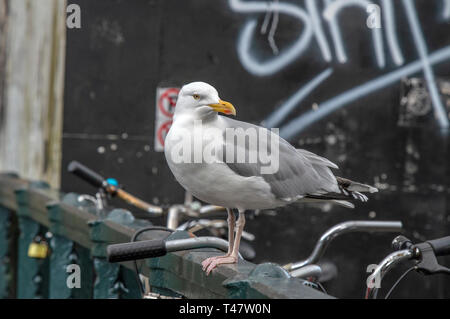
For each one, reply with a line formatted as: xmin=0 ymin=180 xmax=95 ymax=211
xmin=164 ymin=82 xmax=378 ymax=275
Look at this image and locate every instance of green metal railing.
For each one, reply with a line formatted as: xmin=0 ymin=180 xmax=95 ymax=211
xmin=0 ymin=173 xmax=332 ymax=299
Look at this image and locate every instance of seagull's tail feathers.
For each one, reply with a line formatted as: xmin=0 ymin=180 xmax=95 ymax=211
xmin=336 ymin=176 xmax=378 ymax=194
xmin=302 ymin=177 xmax=378 ymax=208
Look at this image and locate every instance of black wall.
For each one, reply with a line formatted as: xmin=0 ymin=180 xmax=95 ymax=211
xmin=62 ymin=0 xmax=449 ymax=298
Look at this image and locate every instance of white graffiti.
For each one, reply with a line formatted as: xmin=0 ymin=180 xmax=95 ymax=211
xmin=231 ymin=0 xmax=313 ymax=76
xmin=260 ymin=0 xmax=280 ymax=55
xmin=279 ymin=45 xmax=450 ymax=139
xmin=444 ymin=0 xmax=450 ymax=20
xmin=401 ymin=0 xmax=448 ymax=130
xmin=381 ymin=0 xmax=404 ymax=65
xmin=263 ymin=68 xmax=333 ymax=128
xmin=230 ymin=0 xmax=406 ymax=75
xmin=366 ymin=4 xmax=381 ymax=29
xmin=306 ymin=0 xmax=332 ymax=62
xmin=229 ymin=0 xmax=450 ymax=138
xmin=324 ymin=0 xmax=385 ymax=67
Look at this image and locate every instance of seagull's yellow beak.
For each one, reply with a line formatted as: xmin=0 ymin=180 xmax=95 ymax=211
xmin=208 ymin=100 xmax=236 ymax=116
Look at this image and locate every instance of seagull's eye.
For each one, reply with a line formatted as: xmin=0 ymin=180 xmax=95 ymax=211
xmin=193 ymin=94 xmax=200 ymax=100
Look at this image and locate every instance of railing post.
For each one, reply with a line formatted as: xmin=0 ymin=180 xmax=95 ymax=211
xmin=223 ymin=263 xmax=291 ymax=299
xmin=89 ymin=213 xmax=141 ymax=299
xmin=145 ymin=231 xmax=191 ymax=298
xmin=15 ymin=186 xmax=50 ymax=299
xmin=47 ymin=200 xmax=94 ymax=298
xmin=0 ymin=206 xmax=15 ymax=298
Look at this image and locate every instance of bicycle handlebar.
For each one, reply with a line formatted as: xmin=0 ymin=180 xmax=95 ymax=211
xmin=68 ymin=160 xmax=163 ymax=215
xmin=366 ymin=235 xmax=450 ymax=299
xmin=107 ymin=237 xmax=233 ymax=263
xmin=107 ymin=239 xmax=167 ymax=262
xmin=286 ymin=220 xmax=403 ymax=271
xmin=290 ymin=264 xmax=322 ymax=279
xmin=427 ymin=236 xmax=450 ymax=257
xmin=68 ymin=160 xmax=105 ymax=189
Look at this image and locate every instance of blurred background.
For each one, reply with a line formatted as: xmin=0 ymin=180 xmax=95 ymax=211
xmin=0 ymin=0 xmax=449 ymax=298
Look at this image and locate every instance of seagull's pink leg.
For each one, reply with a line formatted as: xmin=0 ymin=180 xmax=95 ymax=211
xmin=205 ymin=210 xmax=246 ymax=275
xmin=202 ymin=208 xmax=235 ymax=270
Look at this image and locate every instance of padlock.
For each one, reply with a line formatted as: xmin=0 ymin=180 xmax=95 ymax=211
xmin=27 ymin=236 xmax=49 ymax=259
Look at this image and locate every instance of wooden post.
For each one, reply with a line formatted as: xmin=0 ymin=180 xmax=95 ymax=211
xmin=0 ymin=0 xmax=7 ymax=124
xmin=0 ymin=0 xmax=66 ymax=188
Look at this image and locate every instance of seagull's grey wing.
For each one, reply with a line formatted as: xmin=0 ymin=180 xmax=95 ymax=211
xmin=220 ymin=117 xmax=339 ymax=200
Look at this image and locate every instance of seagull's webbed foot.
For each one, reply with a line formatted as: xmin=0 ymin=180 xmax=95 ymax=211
xmin=202 ymin=254 xmax=238 ymax=275
xmin=201 ymin=255 xmax=228 ymax=270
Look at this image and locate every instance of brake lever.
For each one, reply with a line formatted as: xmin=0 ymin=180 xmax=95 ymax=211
xmin=413 ymin=242 xmax=450 ymax=275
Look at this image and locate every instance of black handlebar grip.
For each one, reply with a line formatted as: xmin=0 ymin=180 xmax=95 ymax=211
xmin=107 ymin=239 xmax=167 ymax=263
xmin=427 ymin=236 xmax=450 ymax=257
xmin=67 ymin=161 xmax=105 ymax=188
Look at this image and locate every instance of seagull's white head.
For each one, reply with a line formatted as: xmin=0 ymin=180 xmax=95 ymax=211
xmin=174 ymin=82 xmax=236 ymax=117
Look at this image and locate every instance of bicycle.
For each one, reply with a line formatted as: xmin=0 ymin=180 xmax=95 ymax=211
xmin=283 ymin=220 xmax=403 ymax=277
xmin=280 ymin=220 xmax=403 ymax=293
xmin=365 ymin=234 xmax=450 ymax=299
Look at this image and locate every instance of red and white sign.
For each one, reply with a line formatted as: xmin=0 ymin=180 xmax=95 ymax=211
xmin=154 ymin=87 xmax=180 ymax=151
